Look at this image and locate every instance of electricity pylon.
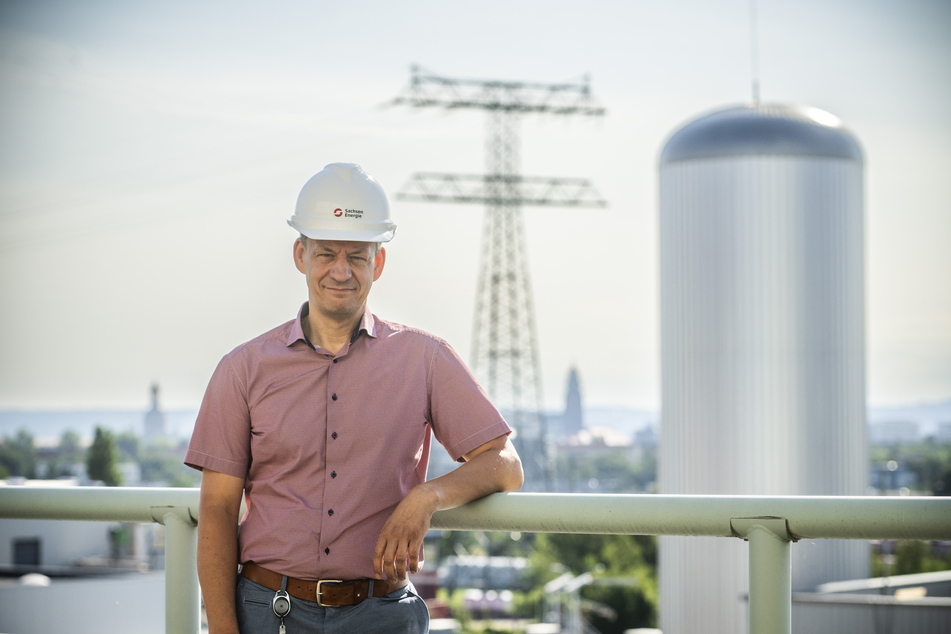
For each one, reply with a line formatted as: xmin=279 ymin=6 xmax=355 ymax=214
xmin=392 ymin=66 xmax=605 ymax=490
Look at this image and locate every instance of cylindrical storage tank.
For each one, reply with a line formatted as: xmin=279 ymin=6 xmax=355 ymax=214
xmin=658 ymin=103 xmax=868 ymax=634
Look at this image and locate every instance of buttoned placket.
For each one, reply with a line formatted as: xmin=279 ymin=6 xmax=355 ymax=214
xmin=322 ymin=348 xmax=345 ymax=562
xmin=308 ymin=325 xmax=365 ymax=569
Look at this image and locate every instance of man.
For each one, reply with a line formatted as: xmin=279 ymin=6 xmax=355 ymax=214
xmin=185 ymin=162 xmax=523 ymax=634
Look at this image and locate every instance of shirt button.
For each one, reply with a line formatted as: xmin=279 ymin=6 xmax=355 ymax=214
xmin=328 ymin=509 xmax=334 ymax=516
xmin=332 ymin=393 xmax=338 ymax=401
xmin=331 ymin=471 xmax=337 ymax=478
xmin=325 ymin=548 xmax=330 ymax=555
xmin=331 ymin=432 xmax=338 ymax=439
xmin=332 ymin=359 xmax=338 ymax=364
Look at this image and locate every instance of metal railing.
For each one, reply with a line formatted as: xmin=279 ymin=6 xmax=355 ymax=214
xmin=1 ymin=487 xmax=949 ymax=634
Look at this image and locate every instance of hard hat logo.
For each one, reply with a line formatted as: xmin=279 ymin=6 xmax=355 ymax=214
xmin=288 ymin=163 xmax=396 ymax=243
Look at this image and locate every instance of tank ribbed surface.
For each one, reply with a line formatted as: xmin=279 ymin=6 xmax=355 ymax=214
xmin=658 ymin=104 xmax=867 ymax=634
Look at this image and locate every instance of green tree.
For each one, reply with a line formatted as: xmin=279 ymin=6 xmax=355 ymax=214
xmin=59 ymin=430 xmax=84 ymax=463
xmin=0 ymin=429 xmax=38 ymax=478
xmin=872 ymin=439 xmax=951 ymax=493
xmin=873 ymin=540 xmax=951 ymax=577
xmin=43 ymin=429 xmax=84 ymax=478
xmin=934 ymin=466 xmax=951 ymax=495
xmin=139 ymin=443 xmax=200 ymax=487
xmin=526 ymin=533 xmax=657 ymax=633
xmin=87 ymin=426 xmax=122 ymax=486
xmin=554 ymin=447 xmax=657 ymax=493
xmin=116 ymin=432 xmax=141 ymax=463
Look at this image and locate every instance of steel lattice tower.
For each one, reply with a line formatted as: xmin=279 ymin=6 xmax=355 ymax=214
xmin=393 ymin=66 xmax=605 ymax=489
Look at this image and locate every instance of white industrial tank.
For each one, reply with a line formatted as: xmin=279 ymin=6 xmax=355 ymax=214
xmin=658 ymin=103 xmax=868 ymax=634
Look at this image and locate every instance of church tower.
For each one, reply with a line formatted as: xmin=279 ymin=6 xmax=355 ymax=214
xmin=143 ymin=383 xmax=167 ymax=440
xmin=562 ymin=366 xmax=584 ymax=437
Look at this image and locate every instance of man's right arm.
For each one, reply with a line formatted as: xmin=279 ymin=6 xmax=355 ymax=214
xmin=197 ymin=469 xmax=245 ymax=634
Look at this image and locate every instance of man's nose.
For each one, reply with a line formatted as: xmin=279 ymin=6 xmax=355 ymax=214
xmin=330 ymin=255 xmax=352 ymax=279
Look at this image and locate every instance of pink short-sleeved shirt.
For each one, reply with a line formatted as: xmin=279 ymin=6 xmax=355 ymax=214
xmin=184 ymin=305 xmax=510 ymax=580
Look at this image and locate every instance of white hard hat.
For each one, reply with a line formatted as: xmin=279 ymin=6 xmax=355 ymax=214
xmin=288 ymin=163 xmax=397 ymax=242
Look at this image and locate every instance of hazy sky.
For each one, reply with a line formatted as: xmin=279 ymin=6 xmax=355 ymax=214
xmin=1 ymin=0 xmax=948 ymax=412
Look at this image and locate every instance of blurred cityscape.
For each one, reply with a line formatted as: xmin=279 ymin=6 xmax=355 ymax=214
xmin=2 ymin=377 xmax=950 ymax=493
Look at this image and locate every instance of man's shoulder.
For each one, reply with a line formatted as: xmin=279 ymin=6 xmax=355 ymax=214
xmin=372 ymin=314 xmax=448 ymax=347
xmin=373 ymin=315 xmax=446 ymax=344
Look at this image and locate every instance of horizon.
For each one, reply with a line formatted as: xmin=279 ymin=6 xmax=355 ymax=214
xmin=3 ymin=399 xmax=949 ymax=446
xmin=3 ymin=397 xmax=951 ymax=414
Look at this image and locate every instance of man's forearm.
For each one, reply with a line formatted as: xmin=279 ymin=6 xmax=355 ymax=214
xmin=424 ymin=435 xmax=523 ymax=511
xmin=198 ymin=502 xmax=241 ymax=634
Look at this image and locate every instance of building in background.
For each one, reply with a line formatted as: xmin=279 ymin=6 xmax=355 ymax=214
xmin=658 ymin=103 xmax=868 ymax=634
xmin=938 ymin=422 xmax=951 ymax=444
xmin=561 ymin=366 xmax=585 ymax=438
xmin=869 ymin=420 xmax=921 ymax=445
xmin=142 ymin=383 xmax=166 ymax=441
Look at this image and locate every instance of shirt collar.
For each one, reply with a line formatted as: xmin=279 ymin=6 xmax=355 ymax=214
xmin=286 ymin=303 xmax=378 ymax=348
xmin=356 ymin=307 xmax=378 ymax=339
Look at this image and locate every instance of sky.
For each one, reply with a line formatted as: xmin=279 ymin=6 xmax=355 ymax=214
xmin=0 ymin=0 xmax=949 ymax=413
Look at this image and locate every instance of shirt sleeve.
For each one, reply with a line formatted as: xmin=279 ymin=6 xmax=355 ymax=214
xmin=427 ymin=340 xmax=512 ymax=462
xmin=184 ymin=353 xmax=252 ymax=478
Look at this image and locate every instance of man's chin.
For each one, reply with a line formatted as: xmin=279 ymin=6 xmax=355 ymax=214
xmin=315 ymin=303 xmax=362 ymax=323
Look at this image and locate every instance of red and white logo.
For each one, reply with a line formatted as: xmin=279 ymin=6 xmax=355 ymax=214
xmin=333 ymin=208 xmax=343 ymax=217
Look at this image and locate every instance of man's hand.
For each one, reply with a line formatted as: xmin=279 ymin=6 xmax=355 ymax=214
xmin=372 ymin=434 xmax=523 ymax=581
xmin=372 ymin=486 xmax=438 ymax=581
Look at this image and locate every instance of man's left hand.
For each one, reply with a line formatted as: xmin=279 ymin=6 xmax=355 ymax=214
xmin=373 ymin=486 xmax=437 ymax=581
xmin=372 ymin=434 xmax=522 ymax=582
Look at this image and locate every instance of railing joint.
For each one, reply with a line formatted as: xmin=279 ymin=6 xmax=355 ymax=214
xmin=730 ymin=516 xmax=798 ymax=543
xmin=150 ymin=505 xmax=197 ymax=526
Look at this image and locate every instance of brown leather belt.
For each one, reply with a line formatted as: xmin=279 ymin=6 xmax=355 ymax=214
xmin=240 ymin=561 xmax=398 ymax=606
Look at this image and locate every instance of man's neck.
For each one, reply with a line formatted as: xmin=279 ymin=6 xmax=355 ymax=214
xmin=302 ymin=304 xmax=363 ymax=355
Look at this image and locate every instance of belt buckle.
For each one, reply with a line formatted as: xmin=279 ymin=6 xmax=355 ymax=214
xmin=315 ymin=579 xmax=344 ymax=607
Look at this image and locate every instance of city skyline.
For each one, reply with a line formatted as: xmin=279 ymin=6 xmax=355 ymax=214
xmin=1 ymin=0 xmax=948 ymax=412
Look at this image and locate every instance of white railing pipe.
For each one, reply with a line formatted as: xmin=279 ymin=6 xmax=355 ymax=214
xmin=3 ymin=489 xmax=946 ymax=541
xmin=0 ymin=486 xmax=199 ymax=522
xmin=429 ymin=493 xmax=951 ymax=540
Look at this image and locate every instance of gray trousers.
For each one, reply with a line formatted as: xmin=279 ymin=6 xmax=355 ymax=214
xmin=235 ymin=575 xmax=430 ymax=633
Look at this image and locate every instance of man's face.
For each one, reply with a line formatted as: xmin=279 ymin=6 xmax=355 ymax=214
xmin=293 ymin=239 xmax=385 ymax=323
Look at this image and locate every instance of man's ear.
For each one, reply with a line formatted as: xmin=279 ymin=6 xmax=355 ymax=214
xmin=293 ymin=238 xmax=307 ymax=274
xmin=373 ymin=247 xmax=386 ymax=281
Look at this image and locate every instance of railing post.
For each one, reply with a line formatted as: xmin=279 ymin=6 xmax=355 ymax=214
xmin=154 ymin=507 xmax=200 ymax=634
xmin=731 ymin=517 xmax=793 ymax=634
